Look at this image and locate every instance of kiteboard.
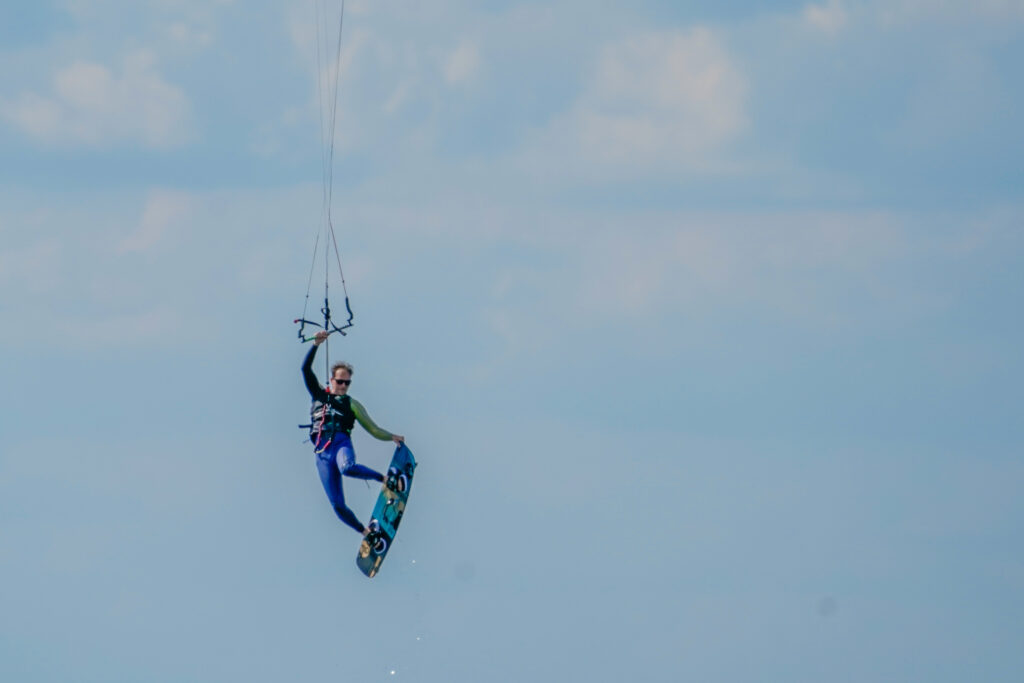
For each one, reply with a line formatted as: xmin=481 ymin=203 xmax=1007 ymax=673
xmin=357 ymin=443 xmax=417 ymax=578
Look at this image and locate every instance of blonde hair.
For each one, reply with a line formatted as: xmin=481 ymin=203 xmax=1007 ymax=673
xmin=331 ymin=361 xmax=354 ymax=377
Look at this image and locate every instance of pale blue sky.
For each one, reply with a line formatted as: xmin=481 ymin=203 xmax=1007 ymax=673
xmin=2 ymin=2 xmax=1023 ymax=682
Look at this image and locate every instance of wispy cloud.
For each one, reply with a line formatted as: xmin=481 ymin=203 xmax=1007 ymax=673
xmin=877 ymin=0 xmax=1024 ymax=25
xmin=119 ymin=190 xmax=194 ymax=254
xmin=0 ymin=236 xmax=62 ymax=295
xmin=569 ymin=213 xmax=917 ymax=323
xmin=1 ymin=51 xmax=192 ymax=148
xmin=529 ymin=27 xmax=748 ymax=179
xmin=804 ymin=0 xmax=849 ymax=35
xmin=166 ymin=21 xmax=213 ymax=49
xmin=443 ymin=40 xmax=481 ymax=85
xmin=460 ymin=206 xmax=1019 ymax=344
xmin=52 ymin=308 xmax=187 ymax=347
xmin=0 ymin=184 xmax=315 ymax=350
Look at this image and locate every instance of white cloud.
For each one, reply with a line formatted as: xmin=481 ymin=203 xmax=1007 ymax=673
xmin=558 ymin=211 xmax=933 ymax=329
xmin=537 ymin=28 xmax=747 ymax=176
xmin=877 ymin=0 xmax=1024 ymax=25
xmin=286 ymin=5 xmax=374 ymax=147
xmin=167 ymin=21 xmax=213 ymax=48
xmin=443 ymin=41 xmax=481 ymax=85
xmin=53 ymin=309 xmax=187 ymax=347
xmin=0 ymin=184 xmax=320 ymax=350
xmin=0 ymin=237 xmax=62 ymax=296
xmin=804 ymin=0 xmax=849 ymax=35
xmin=1 ymin=51 xmax=192 ymax=149
xmin=383 ymin=81 xmax=411 ymax=115
xmin=119 ymin=190 xmax=194 ymax=254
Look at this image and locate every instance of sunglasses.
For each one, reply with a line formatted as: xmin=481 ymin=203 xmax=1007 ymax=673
xmin=332 ymin=378 xmax=351 ymax=386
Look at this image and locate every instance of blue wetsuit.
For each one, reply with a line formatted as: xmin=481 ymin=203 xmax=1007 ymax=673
xmin=314 ymin=436 xmax=383 ymax=533
xmin=302 ymin=344 xmax=395 ymax=533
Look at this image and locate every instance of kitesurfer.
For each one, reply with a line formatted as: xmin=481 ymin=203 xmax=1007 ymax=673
xmin=302 ymin=330 xmax=405 ymax=537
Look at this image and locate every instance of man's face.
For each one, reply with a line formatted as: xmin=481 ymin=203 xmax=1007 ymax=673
xmin=330 ymin=369 xmax=352 ymax=395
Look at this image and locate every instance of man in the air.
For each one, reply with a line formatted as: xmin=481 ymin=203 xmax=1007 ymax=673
xmin=302 ymin=330 xmax=404 ymax=537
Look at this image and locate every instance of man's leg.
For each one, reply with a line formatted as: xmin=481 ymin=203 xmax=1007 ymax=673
xmin=315 ymin=452 xmax=365 ymax=534
xmin=337 ymin=442 xmax=384 ymax=483
xmin=343 ymin=463 xmax=384 ymax=482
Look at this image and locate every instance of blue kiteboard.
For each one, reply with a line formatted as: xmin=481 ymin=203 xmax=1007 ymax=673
xmin=357 ymin=443 xmax=417 ymax=578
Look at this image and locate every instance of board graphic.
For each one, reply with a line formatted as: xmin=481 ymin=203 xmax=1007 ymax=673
xmin=357 ymin=443 xmax=417 ymax=578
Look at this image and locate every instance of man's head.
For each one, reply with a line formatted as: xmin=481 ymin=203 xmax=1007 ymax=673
xmin=330 ymin=361 xmax=353 ymax=395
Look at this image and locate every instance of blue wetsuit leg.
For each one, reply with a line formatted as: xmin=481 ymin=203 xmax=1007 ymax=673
xmin=344 ymin=463 xmax=384 ymax=480
xmin=334 ymin=437 xmax=385 ymax=482
xmin=315 ymin=437 xmax=364 ymax=533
